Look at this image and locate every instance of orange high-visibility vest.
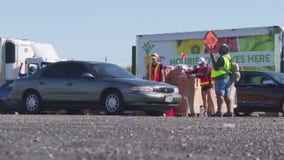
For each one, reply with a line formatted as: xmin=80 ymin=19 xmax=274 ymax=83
xmin=197 ymin=67 xmax=213 ymax=86
xmin=148 ymin=63 xmax=163 ymax=81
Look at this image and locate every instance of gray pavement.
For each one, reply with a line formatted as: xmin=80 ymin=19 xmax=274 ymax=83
xmin=0 ymin=115 xmax=283 ymax=160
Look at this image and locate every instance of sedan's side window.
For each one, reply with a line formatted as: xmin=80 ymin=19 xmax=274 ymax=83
xmin=68 ymin=64 xmax=90 ymax=78
xmin=250 ymin=75 xmax=261 ymax=85
xmin=247 ymin=74 xmax=271 ymax=85
xmin=41 ymin=64 xmax=68 ymax=78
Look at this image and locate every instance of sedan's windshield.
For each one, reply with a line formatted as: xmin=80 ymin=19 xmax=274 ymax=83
xmin=92 ymin=63 xmax=136 ymax=78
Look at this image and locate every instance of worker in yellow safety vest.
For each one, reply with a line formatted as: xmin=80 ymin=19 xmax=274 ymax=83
xmin=210 ymin=44 xmax=233 ymax=117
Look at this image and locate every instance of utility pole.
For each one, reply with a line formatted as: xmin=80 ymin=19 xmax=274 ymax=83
xmin=105 ymin=56 xmax=107 ymax=63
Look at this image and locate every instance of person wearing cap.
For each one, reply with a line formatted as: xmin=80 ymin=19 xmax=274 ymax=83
xmin=210 ymin=44 xmax=233 ymax=117
xmin=190 ymin=57 xmax=216 ymax=116
xmin=146 ymin=53 xmax=167 ymax=116
xmin=28 ymin=66 xmax=37 ymax=75
xmin=146 ymin=53 xmax=165 ymax=82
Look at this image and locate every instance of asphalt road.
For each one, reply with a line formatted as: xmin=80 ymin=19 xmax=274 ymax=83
xmin=0 ymin=115 xmax=283 ymax=160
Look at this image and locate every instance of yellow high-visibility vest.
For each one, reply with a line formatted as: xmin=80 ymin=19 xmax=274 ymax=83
xmin=211 ymin=54 xmax=232 ymax=78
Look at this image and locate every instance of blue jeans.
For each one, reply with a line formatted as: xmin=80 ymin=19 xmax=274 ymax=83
xmin=214 ymin=75 xmax=232 ymax=96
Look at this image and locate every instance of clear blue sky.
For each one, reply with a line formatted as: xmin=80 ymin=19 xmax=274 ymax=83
xmin=0 ymin=0 xmax=283 ymax=67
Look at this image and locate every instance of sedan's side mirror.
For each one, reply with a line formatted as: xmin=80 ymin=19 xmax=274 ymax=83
xmin=81 ymin=73 xmax=95 ymax=79
xmin=262 ymin=80 xmax=275 ymax=85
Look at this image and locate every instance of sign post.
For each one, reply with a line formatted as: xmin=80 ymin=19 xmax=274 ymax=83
xmin=204 ymin=31 xmax=218 ymax=53
xmin=180 ymin=52 xmax=186 ymax=64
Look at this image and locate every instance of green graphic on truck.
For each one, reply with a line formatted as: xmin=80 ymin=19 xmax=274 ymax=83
xmin=136 ymin=26 xmax=283 ymax=78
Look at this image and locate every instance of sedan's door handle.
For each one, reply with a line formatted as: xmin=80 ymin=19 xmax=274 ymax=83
xmin=67 ymin=83 xmax=73 ymax=86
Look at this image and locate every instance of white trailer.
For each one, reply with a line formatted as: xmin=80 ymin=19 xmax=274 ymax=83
xmin=135 ymin=26 xmax=284 ymax=78
xmin=0 ymin=37 xmax=60 ymax=85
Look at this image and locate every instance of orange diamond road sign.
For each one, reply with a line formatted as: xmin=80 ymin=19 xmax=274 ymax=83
xmin=204 ymin=31 xmax=218 ymax=52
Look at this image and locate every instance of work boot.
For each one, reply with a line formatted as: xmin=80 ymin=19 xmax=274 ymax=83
xmin=223 ymin=112 xmax=234 ymax=117
xmin=211 ymin=112 xmax=222 ymax=117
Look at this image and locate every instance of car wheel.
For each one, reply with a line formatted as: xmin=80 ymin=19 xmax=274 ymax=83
xmin=23 ymin=91 xmax=42 ymax=114
xmin=101 ymin=90 xmax=124 ymax=115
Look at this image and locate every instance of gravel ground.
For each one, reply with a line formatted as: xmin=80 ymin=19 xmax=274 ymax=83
xmin=0 ymin=115 xmax=283 ymax=160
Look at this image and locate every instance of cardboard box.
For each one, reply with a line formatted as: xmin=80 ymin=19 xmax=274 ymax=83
xmin=166 ymin=69 xmax=203 ymax=116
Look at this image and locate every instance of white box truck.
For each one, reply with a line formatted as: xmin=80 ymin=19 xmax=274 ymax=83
xmin=0 ymin=37 xmax=61 ymax=85
xmin=135 ymin=26 xmax=284 ymax=78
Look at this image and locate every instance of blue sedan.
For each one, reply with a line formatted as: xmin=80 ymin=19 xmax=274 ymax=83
xmin=0 ymin=80 xmax=20 ymax=113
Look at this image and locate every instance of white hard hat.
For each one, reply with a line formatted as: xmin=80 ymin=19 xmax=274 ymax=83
xmin=197 ymin=57 xmax=206 ymax=64
xmin=151 ymin=53 xmax=159 ymax=58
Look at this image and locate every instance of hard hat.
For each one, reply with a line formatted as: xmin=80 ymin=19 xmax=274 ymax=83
xmin=197 ymin=57 xmax=206 ymax=64
xmin=219 ymin=44 xmax=230 ymax=54
xmin=151 ymin=53 xmax=159 ymax=58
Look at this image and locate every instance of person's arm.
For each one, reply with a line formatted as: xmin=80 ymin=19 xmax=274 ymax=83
xmin=204 ymin=67 xmax=211 ymax=77
xmin=145 ymin=64 xmax=150 ymax=80
xmin=195 ymin=69 xmax=204 ymax=78
xmin=145 ymin=72 xmax=149 ymax=80
xmin=210 ymin=53 xmax=224 ymax=70
xmin=186 ymin=69 xmax=196 ymax=75
xmin=161 ymin=68 xmax=165 ymax=82
xmin=159 ymin=64 xmax=165 ymax=82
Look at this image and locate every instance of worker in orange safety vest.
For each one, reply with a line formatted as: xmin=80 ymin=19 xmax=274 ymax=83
xmin=146 ymin=53 xmax=170 ymax=116
xmin=190 ymin=57 xmax=216 ymax=116
xmin=146 ymin=53 xmax=165 ymax=82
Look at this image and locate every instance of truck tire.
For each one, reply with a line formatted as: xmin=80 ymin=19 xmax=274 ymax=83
xmin=22 ymin=91 xmax=42 ymax=114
